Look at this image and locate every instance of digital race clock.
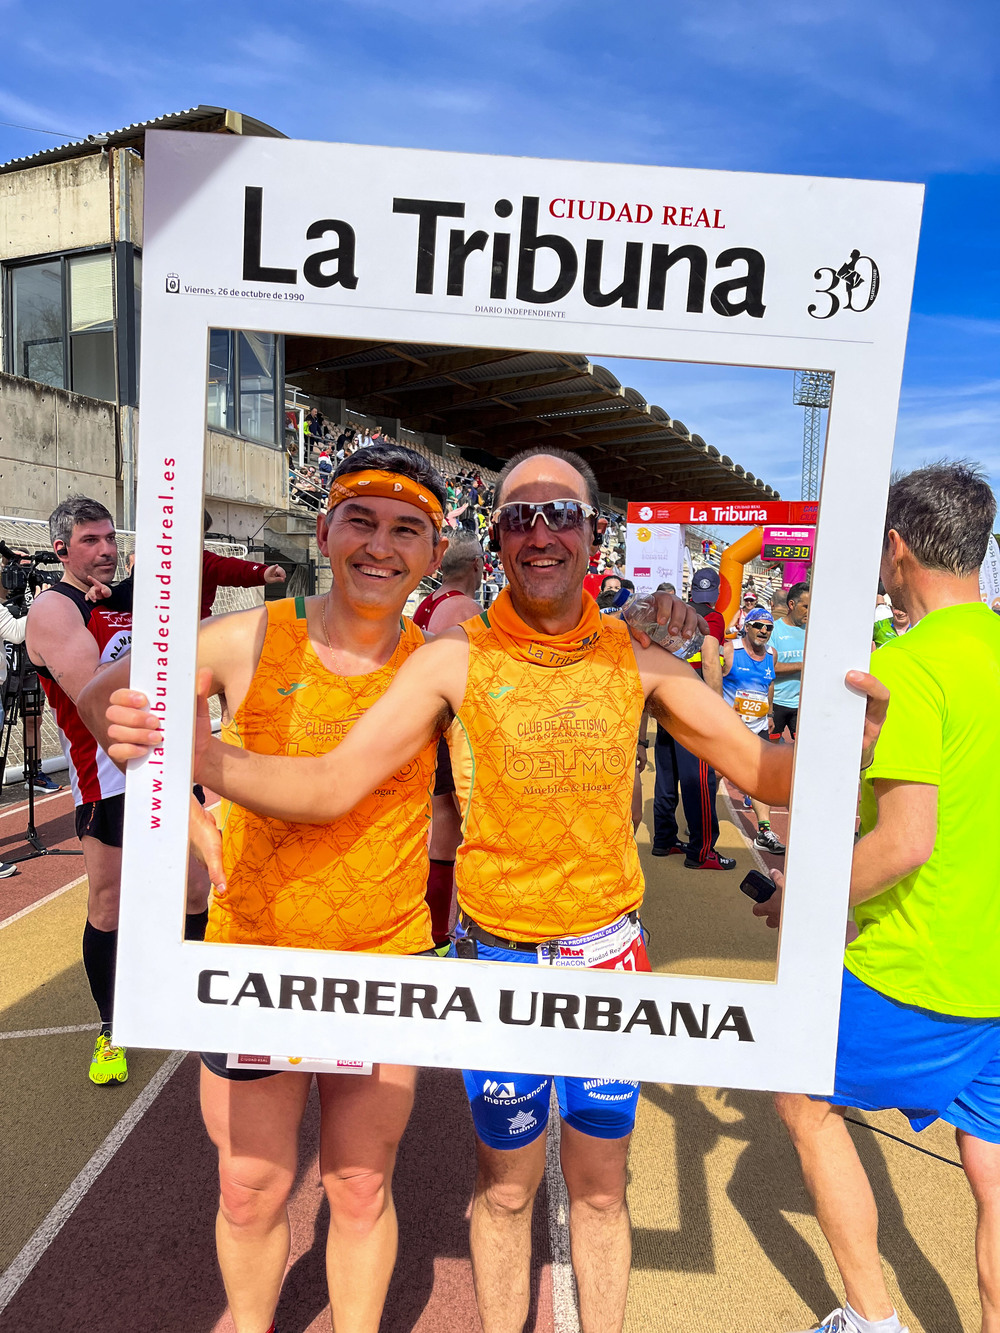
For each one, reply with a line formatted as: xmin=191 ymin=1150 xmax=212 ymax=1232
xmin=760 ymin=526 xmax=815 ymax=563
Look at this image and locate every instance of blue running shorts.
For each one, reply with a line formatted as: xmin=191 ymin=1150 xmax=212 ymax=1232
xmin=449 ymin=926 xmax=644 ymax=1149
xmin=825 ymin=968 xmax=1000 ymax=1143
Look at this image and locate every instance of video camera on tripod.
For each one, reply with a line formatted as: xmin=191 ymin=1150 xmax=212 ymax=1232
xmin=0 ymin=541 xmax=63 ymax=618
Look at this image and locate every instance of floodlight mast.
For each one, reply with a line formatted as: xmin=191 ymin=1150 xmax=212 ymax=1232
xmin=793 ymin=370 xmax=833 ymax=502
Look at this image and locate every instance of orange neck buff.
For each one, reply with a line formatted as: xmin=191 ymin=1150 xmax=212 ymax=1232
xmin=487 ymin=587 xmax=602 ymax=668
xmin=326 ymin=470 xmax=444 ymax=533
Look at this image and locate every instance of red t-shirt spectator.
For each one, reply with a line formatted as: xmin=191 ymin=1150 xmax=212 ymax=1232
xmin=201 ymin=551 xmax=276 ymax=619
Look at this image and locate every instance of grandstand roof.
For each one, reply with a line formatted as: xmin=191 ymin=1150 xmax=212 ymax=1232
xmin=285 ymin=337 xmax=779 ymax=502
xmin=0 ymin=106 xmax=285 ymax=174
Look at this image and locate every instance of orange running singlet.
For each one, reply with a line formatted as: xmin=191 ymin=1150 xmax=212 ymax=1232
xmin=208 ymin=596 xmax=435 ymax=955
xmin=450 ymin=611 xmax=645 ymax=943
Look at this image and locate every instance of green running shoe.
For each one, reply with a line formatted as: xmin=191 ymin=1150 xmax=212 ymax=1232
xmin=89 ymin=1031 xmax=128 ymax=1085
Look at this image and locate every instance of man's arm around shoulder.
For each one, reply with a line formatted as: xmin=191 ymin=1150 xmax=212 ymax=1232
xmin=26 ymin=589 xmax=99 ymax=702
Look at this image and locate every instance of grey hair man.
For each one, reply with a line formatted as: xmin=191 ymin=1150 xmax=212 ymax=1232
xmin=28 ymin=497 xmax=209 ymax=1086
xmin=756 ymin=461 xmax=1000 ymax=1333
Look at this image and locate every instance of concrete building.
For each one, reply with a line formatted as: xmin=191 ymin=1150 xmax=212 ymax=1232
xmin=0 ymin=106 xmax=321 ymax=587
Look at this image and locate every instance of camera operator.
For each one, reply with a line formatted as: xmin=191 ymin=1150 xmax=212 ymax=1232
xmin=25 ymin=496 xmax=208 ymax=1086
xmin=0 ymin=540 xmax=63 ymax=795
xmin=0 ymin=543 xmax=33 ymax=879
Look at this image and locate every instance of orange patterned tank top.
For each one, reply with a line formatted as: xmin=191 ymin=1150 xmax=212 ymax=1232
xmin=450 ymin=611 xmax=646 ymax=942
xmin=207 ymin=596 xmax=435 ymax=955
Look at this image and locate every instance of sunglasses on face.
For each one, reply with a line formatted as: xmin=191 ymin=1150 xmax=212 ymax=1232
xmin=747 ymin=623 xmax=773 ymax=635
xmin=491 ymin=499 xmax=598 ymax=535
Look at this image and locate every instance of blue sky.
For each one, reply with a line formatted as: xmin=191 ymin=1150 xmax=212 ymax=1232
xmin=2 ymin=0 xmax=997 ymax=499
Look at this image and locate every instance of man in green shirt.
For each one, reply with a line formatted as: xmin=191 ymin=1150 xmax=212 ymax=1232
xmin=756 ymin=462 xmax=1000 ymax=1333
xmin=871 ymin=601 xmax=910 ymax=649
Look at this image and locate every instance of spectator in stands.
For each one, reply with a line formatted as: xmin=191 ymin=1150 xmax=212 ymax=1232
xmin=201 ymin=511 xmax=287 ymax=619
xmin=317 ymin=449 xmax=334 ymax=491
xmin=600 ymin=573 xmax=623 ymax=597
xmin=305 ymin=407 xmax=328 ymax=442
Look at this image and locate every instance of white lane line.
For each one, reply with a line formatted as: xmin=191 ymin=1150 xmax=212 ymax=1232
xmin=719 ymin=784 xmax=769 ymax=872
xmin=0 ymin=1023 xmax=100 ymax=1040
xmin=0 ymin=789 xmax=69 ymax=820
xmin=0 ymin=874 xmax=88 ymax=931
xmin=0 ymin=1049 xmax=185 ymax=1314
xmin=545 ymin=1091 xmax=581 ymax=1333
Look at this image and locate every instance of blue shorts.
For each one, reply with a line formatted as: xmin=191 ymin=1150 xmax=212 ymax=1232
xmin=827 ymin=968 xmax=1000 ymax=1143
xmin=449 ymin=928 xmax=644 ymax=1149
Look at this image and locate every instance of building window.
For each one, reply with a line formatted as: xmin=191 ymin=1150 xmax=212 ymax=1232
xmin=207 ymin=329 xmax=282 ymax=447
xmin=7 ymin=251 xmax=117 ymax=401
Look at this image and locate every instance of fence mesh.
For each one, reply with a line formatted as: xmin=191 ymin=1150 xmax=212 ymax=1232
xmin=0 ymin=517 xmax=263 ymax=778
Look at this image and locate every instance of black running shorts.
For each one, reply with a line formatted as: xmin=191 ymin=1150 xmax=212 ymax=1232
xmin=75 ymin=792 xmax=125 ymax=848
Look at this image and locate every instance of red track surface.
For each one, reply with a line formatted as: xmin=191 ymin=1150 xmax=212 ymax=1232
xmin=0 ymin=784 xmax=555 ymax=1333
xmin=2 ymin=1059 xmax=554 ymax=1333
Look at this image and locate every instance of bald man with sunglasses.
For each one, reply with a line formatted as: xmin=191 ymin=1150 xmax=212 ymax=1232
xmin=103 ymin=447 xmax=887 ymax=1333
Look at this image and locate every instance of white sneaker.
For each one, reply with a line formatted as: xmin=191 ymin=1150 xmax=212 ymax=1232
xmin=796 ymin=1311 xmax=908 ymax=1333
xmin=0 ymin=861 xmax=17 ymax=879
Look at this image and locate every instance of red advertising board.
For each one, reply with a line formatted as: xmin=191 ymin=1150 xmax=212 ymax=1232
xmin=626 ymin=500 xmax=818 ymax=526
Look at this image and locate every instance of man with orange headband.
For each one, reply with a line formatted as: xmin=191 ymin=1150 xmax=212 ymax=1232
xmin=100 ymin=446 xmax=887 ymax=1333
xmin=87 ymin=443 xmax=453 ymax=1333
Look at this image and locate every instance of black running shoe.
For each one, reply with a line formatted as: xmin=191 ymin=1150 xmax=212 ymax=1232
xmin=684 ymin=850 xmax=737 ymax=870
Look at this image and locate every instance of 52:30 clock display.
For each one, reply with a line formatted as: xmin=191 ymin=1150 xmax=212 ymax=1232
xmin=762 ymin=543 xmax=812 ymax=560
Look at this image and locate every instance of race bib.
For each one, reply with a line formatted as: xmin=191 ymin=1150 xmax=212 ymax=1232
xmin=226 ymin=1054 xmax=373 ymax=1075
xmin=733 ymin=689 xmax=769 ymax=727
xmin=537 ymin=914 xmax=649 ymax=971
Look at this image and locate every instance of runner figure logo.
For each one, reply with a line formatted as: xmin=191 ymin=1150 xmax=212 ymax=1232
xmin=809 ymin=248 xmax=880 ymax=319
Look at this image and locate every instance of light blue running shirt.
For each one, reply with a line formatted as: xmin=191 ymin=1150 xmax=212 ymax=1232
xmin=770 ymin=618 xmax=806 ymax=707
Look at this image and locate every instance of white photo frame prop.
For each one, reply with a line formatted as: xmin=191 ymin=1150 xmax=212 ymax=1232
xmin=118 ymin=131 xmax=922 ymax=1092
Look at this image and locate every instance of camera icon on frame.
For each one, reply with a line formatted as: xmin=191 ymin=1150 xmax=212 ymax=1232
xmin=165 ymin=273 xmax=180 ymax=294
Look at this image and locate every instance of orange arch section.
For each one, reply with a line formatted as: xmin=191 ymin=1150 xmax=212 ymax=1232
xmin=717 ymin=526 xmax=763 ymax=628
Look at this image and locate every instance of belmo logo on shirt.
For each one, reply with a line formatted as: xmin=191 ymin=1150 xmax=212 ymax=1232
xmin=503 ymin=744 xmax=628 ymax=784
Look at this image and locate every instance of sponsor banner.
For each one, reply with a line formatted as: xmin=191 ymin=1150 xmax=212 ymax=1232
xmin=115 ymin=131 xmax=923 ymax=1094
xmin=226 ymin=1053 xmax=373 ymax=1075
xmin=626 ymin=522 xmax=684 ymax=597
xmin=628 ymin=502 xmax=819 ymax=526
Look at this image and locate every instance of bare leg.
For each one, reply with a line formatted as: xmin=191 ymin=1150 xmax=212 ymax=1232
xmin=957 ymin=1130 xmax=1000 ymax=1333
xmin=317 ymin=1063 xmax=417 ymax=1333
xmin=200 ymin=1065 xmax=311 ymax=1333
xmin=470 ymin=1132 xmax=548 ymax=1333
xmin=82 ymin=836 xmax=121 ymax=930
xmin=776 ymin=1093 xmax=894 ymax=1320
xmin=751 ymin=797 xmax=771 ymax=827
xmin=560 ymin=1123 xmax=632 ymax=1333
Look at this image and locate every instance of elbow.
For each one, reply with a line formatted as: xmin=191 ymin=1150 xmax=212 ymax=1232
xmin=898 ymin=836 xmax=936 ymax=878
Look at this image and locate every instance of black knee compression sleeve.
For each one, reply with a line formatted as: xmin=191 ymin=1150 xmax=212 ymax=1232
xmin=82 ymin=921 xmax=117 ymax=1029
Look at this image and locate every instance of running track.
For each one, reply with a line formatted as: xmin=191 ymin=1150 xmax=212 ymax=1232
xmin=0 ymin=775 xmax=984 ymax=1332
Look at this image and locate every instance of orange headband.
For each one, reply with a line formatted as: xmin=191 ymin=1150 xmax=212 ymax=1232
xmin=325 ymin=470 xmax=443 ymax=532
